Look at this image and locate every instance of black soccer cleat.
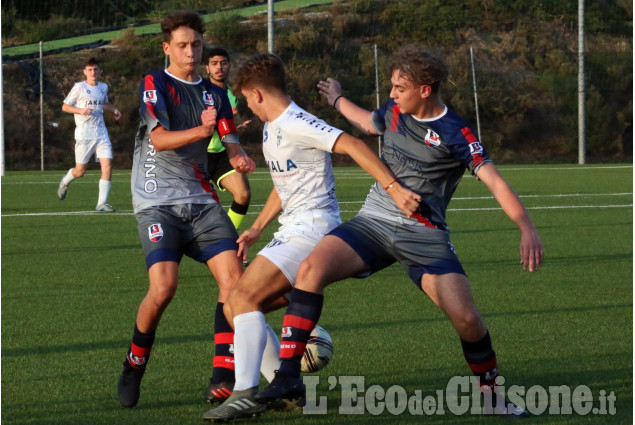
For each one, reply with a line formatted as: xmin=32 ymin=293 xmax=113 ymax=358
xmin=254 ymin=370 xmax=305 ymax=411
xmin=117 ymin=360 xmax=145 ymax=408
xmin=206 ymin=379 xmax=235 ymax=404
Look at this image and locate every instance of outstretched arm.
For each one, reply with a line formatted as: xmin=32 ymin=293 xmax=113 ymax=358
xmin=317 ymin=78 xmax=378 ymax=135
xmin=236 ymin=188 xmax=282 ymax=260
xmin=476 ymin=163 xmax=544 ymax=272
xmin=332 ymin=132 xmax=420 ymax=217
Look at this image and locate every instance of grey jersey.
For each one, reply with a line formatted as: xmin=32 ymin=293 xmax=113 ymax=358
xmin=361 ymin=100 xmax=492 ymax=231
xmin=131 ymin=70 xmax=238 ymax=213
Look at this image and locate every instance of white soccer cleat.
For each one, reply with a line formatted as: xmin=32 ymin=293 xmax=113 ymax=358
xmin=95 ymin=204 xmax=115 ymax=212
xmin=58 ymin=180 xmax=68 ymax=200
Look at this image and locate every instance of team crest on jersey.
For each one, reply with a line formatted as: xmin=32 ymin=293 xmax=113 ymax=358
xmin=424 ymin=129 xmax=441 ymax=147
xmin=143 ymin=90 xmax=157 ymax=104
xmin=148 ymin=224 xmax=163 ymax=242
xmin=263 ymin=130 xmax=269 ymax=144
xmin=202 ymin=91 xmax=215 ymax=106
xmin=469 ymin=141 xmax=484 ymax=155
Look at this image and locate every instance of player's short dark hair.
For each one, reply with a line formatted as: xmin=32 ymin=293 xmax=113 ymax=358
xmin=233 ymin=53 xmax=287 ymax=94
xmin=84 ymin=57 xmax=98 ymax=68
xmin=203 ymin=47 xmax=230 ymax=65
xmin=161 ymin=10 xmax=205 ymax=42
xmin=389 ymin=45 xmax=448 ymax=94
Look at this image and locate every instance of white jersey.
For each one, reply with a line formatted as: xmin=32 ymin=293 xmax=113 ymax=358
xmin=63 ymin=81 xmax=110 ymax=140
xmin=263 ymin=102 xmax=343 ymax=234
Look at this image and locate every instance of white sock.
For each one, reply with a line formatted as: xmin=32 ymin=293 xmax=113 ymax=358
xmin=97 ymin=179 xmax=111 ymax=206
xmin=260 ymin=323 xmax=281 ymax=383
xmin=233 ymin=311 xmax=267 ymax=391
xmin=62 ymin=169 xmax=75 ymax=185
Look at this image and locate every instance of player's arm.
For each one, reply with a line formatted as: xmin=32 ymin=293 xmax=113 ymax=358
xmin=332 ymin=132 xmax=420 ymax=217
xmin=224 ymin=142 xmax=256 ymax=174
xmin=236 ymin=188 xmax=283 ymax=260
xmin=476 ymin=163 xmax=544 ymax=272
xmin=150 ymin=106 xmax=217 ymax=152
xmin=317 ymin=78 xmax=378 ymax=135
xmin=62 ymin=103 xmax=91 ymax=116
xmin=102 ymin=102 xmax=121 ymax=120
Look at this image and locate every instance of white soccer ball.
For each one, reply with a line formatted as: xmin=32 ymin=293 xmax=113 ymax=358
xmin=301 ymin=325 xmax=334 ymax=373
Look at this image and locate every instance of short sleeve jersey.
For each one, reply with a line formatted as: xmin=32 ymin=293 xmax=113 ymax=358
xmin=63 ymin=81 xmax=110 ymax=140
xmin=263 ymin=102 xmax=343 ymax=228
xmin=363 ymin=100 xmax=493 ymax=230
xmin=131 ymin=70 xmax=238 ymax=213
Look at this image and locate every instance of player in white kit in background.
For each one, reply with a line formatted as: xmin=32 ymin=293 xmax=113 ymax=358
xmin=58 ymin=57 xmax=121 ymax=211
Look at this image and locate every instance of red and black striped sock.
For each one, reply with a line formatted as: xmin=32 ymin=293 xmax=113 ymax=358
xmin=127 ymin=324 xmax=155 ymax=369
xmin=211 ymin=302 xmax=235 ymax=383
xmin=461 ymin=331 xmax=498 ymax=387
xmin=278 ymin=288 xmax=324 ymax=379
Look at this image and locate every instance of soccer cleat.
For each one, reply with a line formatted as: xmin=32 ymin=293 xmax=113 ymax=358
xmin=57 ymin=180 xmax=68 ymax=200
xmin=95 ymin=204 xmax=115 ymax=212
xmin=481 ymin=385 xmax=529 ymax=418
xmin=117 ymin=360 xmax=145 ymax=408
xmin=254 ymin=370 xmax=305 ymax=411
xmin=202 ymin=387 xmax=266 ymax=422
xmin=206 ymin=379 xmax=235 ymax=404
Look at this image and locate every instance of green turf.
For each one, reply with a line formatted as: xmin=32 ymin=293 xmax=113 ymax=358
xmin=1 ymin=164 xmax=632 ymax=424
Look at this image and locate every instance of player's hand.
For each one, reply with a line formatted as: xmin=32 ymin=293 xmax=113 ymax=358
xmin=237 ymin=228 xmax=261 ymax=260
xmin=317 ymin=78 xmax=342 ymax=106
xmin=201 ymin=106 xmax=217 ymax=136
xmin=113 ymin=108 xmax=122 ymax=120
xmin=229 ymin=153 xmax=256 ymax=174
xmin=236 ymin=120 xmax=252 ymax=135
xmin=519 ymin=229 xmax=543 ymax=272
xmin=386 ymin=182 xmax=421 ymax=218
xmin=80 ymin=108 xmax=92 ymax=116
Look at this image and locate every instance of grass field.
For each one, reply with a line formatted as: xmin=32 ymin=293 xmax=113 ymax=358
xmin=1 ymin=164 xmax=632 ymax=424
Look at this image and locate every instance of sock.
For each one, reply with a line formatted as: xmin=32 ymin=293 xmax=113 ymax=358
xmin=227 ymin=201 xmax=249 ymax=230
xmin=278 ymin=288 xmax=323 ymax=379
xmin=62 ymin=169 xmax=75 ymax=185
xmin=461 ymin=331 xmax=498 ymax=387
xmin=233 ymin=311 xmax=267 ymax=391
xmin=260 ymin=322 xmax=281 ymax=383
xmin=211 ymin=302 xmax=235 ymax=383
xmin=127 ymin=324 xmax=155 ymax=369
xmin=97 ymin=179 xmax=111 ymax=206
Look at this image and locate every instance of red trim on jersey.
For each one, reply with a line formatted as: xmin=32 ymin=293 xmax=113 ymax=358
xmin=411 ymin=212 xmax=437 ymax=229
xmin=461 ymin=127 xmax=486 ymax=167
xmin=390 ymin=104 xmax=401 ymax=132
xmin=166 ymin=82 xmax=180 ymax=105
xmin=283 ymin=314 xmax=316 ymax=332
xmin=461 ymin=127 xmax=478 ymax=143
xmin=467 ymin=357 xmax=498 ymax=374
xmin=192 ymin=163 xmax=214 ymax=193
xmin=213 ymin=356 xmax=235 ymax=369
xmin=280 ymin=342 xmax=306 ymax=359
xmin=143 ymin=75 xmax=158 ymax=120
xmin=217 ymin=117 xmax=237 ymax=139
xmin=214 ymin=332 xmax=234 ymax=345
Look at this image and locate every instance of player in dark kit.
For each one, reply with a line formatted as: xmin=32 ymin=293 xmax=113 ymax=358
xmin=117 ymin=10 xmax=255 ymax=408
xmin=255 ymin=46 xmax=543 ymax=418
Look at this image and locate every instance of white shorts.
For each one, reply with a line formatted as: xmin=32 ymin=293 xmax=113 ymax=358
xmin=258 ymin=210 xmax=341 ymax=288
xmin=75 ymin=138 xmax=112 ymax=164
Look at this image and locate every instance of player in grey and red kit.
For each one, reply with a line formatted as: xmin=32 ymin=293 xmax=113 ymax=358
xmin=117 ymin=10 xmax=255 ymax=409
xmin=255 ymin=45 xmax=543 ymax=418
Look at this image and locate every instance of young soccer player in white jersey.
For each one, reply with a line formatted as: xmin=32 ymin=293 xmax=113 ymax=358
xmin=58 ymin=57 xmax=121 ymax=211
xmin=202 ymin=53 xmax=420 ymax=422
xmin=117 ymin=10 xmax=256 ymax=409
xmin=255 ymin=46 xmax=544 ymax=418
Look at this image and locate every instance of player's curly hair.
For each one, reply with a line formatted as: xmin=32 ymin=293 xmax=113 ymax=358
xmin=233 ymin=53 xmax=287 ymax=94
xmin=389 ymin=45 xmax=448 ymax=94
xmin=161 ymin=10 xmax=205 ymax=42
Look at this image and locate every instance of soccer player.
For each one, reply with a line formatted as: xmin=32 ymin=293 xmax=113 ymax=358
xmin=58 ymin=57 xmax=121 ymax=211
xmin=204 ymin=47 xmax=252 ymax=232
xmin=117 ymin=10 xmax=256 ymax=409
xmin=255 ymin=45 xmax=544 ymax=418
xmin=202 ymin=53 xmax=420 ymax=422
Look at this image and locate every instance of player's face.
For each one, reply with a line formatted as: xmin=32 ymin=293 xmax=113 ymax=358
xmin=83 ymin=65 xmax=100 ymax=85
xmin=206 ymin=55 xmax=230 ymax=85
xmin=163 ymin=26 xmax=203 ymax=80
xmin=389 ymin=69 xmax=426 ymax=116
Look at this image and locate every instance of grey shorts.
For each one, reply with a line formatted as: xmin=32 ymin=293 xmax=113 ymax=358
xmin=328 ymin=212 xmax=466 ymax=290
xmin=135 ymin=203 xmax=239 ymax=269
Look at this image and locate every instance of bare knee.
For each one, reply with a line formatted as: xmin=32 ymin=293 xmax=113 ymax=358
xmin=148 ymin=283 xmax=177 ymax=310
xmin=233 ymin=189 xmax=251 ymax=205
xmin=453 ymin=310 xmax=486 ymax=341
xmin=226 ymin=284 xmax=260 ymax=316
xmin=73 ymin=168 xmax=86 ymax=178
xmin=296 ymin=258 xmax=326 ymax=292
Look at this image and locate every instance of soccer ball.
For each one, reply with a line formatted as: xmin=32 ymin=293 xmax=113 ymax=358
xmin=301 ymin=325 xmax=334 ymax=373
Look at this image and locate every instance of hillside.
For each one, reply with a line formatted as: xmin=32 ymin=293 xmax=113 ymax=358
xmin=2 ymin=0 xmax=632 ymax=170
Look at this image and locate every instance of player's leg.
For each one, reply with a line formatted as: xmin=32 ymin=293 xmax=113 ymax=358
xmin=218 ymin=170 xmax=251 ymax=231
xmin=58 ymin=139 xmax=93 ymax=200
xmin=95 ymin=139 xmax=114 ymax=211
